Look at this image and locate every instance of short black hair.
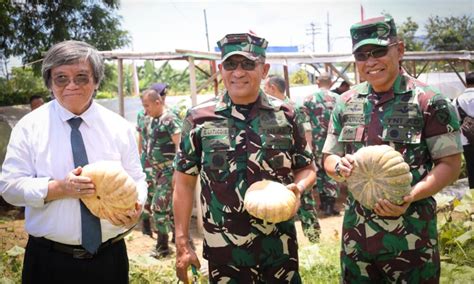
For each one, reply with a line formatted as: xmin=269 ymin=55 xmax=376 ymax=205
xmin=29 ymin=95 xmax=43 ymax=104
xmin=340 ymin=81 xmax=350 ymax=88
xmin=466 ymin=72 xmax=474 ymax=86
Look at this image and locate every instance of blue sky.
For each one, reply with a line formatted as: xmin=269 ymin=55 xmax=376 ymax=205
xmin=118 ymin=0 xmax=473 ymax=54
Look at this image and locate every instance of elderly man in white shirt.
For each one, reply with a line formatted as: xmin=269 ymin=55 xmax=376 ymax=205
xmin=453 ymin=72 xmax=474 ymax=189
xmin=1 ymin=40 xmax=146 ymax=284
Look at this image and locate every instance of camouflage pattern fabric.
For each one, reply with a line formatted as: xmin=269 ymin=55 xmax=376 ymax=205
xmin=350 ymin=15 xmax=397 ymax=52
xmin=208 ymin=254 xmax=301 ymax=283
xmin=322 ymin=72 xmax=463 ymax=283
xmin=151 ymin=167 xmax=174 ymax=234
xmin=297 ymin=189 xmax=320 ymax=243
xmin=145 ymin=109 xmax=182 ymax=234
xmin=301 ymin=89 xmax=340 ymax=198
xmin=217 ymin=33 xmax=268 ymax=61
xmin=174 ymin=91 xmax=313 ymax=267
xmin=137 ymin=109 xmax=153 ymax=220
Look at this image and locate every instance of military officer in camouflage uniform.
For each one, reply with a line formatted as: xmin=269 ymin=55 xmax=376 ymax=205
xmin=264 ymin=74 xmax=323 ymax=242
xmin=301 ymin=72 xmax=341 ymax=219
xmin=173 ymin=33 xmax=316 ymax=283
xmin=136 ymin=108 xmax=153 ymax=237
xmin=141 ymin=84 xmax=182 ymax=257
xmin=322 ymin=16 xmax=463 ymax=283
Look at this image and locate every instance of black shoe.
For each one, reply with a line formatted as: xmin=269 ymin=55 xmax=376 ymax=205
xmin=151 ymin=247 xmax=171 ymax=258
xmin=142 ymin=218 xmax=153 ymax=237
xmin=325 ymin=197 xmax=340 ymax=216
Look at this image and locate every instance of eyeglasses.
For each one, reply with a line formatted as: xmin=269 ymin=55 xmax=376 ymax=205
xmin=222 ymin=59 xmax=260 ymax=71
xmin=353 ymin=42 xmax=399 ymax=61
xmin=52 ymin=74 xmax=91 ymax=87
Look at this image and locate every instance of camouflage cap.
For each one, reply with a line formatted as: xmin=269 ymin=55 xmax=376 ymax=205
xmin=217 ymin=33 xmax=268 ymax=61
xmin=350 ymin=16 xmax=397 ymax=52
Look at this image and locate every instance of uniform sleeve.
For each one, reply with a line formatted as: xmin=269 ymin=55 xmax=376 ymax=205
xmin=423 ymin=94 xmax=463 ymax=159
xmin=174 ymin=114 xmax=201 ymax=176
xmin=166 ymin=113 xmax=183 ymax=136
xmin=290 ymin=108 xmax=314 ymax=170
xmin=322 ymin=101 xmax=345 ymax=156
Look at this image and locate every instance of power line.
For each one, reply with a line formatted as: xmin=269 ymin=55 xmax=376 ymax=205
xmin=306 ymin=22 xmax=321 ymax=52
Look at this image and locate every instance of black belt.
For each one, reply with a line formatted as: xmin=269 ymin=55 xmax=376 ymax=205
xmin=29 ymin=229 xmax=132 ymax=259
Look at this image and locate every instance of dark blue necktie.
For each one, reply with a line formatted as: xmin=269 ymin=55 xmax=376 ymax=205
xmin=68 ymin=117 xmax=102 ymax=254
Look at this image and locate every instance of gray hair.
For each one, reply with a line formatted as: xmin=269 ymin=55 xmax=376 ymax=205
xmin=268 ymin=75 xmax=286 ymax=94
xmin=42 ymin=40 xmax=104 ymax=88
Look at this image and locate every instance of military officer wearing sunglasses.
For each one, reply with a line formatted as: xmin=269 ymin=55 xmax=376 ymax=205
xmin=322 ymin=16 xmax=463 ymax=283
xmin=173 ymin=33 xmax=316 ymax=283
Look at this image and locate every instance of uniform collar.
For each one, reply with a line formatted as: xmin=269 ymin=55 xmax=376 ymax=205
xmin=355 ymin=70 xmax=413 ymax=96
xmin=215 ymin=90 xmax=275 ymax=112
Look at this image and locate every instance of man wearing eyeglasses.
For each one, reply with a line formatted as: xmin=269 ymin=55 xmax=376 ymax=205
xmin=322 ymin=16 xmax=463 ymax=283
xmin=173 ymin=33 xmax=316 ymax=283
xmin=1 ymin=40 xmax=147 ymax=283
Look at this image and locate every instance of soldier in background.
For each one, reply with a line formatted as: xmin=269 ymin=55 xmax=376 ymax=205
xmin=263 ymin=74 xmax=286 ymax=101
xmin=264 ymin=74 xmax=324 ymax=242
xmin=301 ymin=72 xmax=341 ymax=219
xmin=323 ymin=16 xmax=462 ymax=282
xmin=137 ymin=98 xmax=153 ymax=237
xmin=173 ymin=33 xmax=316 ymax=283
xmin=141 ymin=83 xmax=182 ymax=258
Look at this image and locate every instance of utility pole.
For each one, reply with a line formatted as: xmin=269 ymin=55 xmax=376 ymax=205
xmin=203 ymin=9 xmax=210 ymax=52
xmin=306 ymin=22 xmax=320 ymax=52
xmin=326 ymin=12 xmax=331 ymax=52
xmin=203 ymin=9 xmax=218 ymax=96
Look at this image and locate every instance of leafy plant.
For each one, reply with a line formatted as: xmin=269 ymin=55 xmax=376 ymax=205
xmin=436 ymin=189 xmax=474 ymax=281
xmin=0 ymin=246 xmax=24 ymax=284
xmin=299 ymin=240 xmax=340 ymax=283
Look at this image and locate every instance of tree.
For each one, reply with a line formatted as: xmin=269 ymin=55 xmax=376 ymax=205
xmin=397 ymin=17 xmax=424 ymax=51
xmin=290 ymin=69 xmax=310 ymax=85
xmin=425 ymin=15 xmax=474 ymax=51
xmin=0 ymin=0 xmax=130 ymax=74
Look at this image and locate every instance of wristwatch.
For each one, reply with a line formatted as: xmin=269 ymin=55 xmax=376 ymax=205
xmin=296 ymin=183 xmax=305 ymax=193
xmin=335 ymin=161 xmax=344 ymax=179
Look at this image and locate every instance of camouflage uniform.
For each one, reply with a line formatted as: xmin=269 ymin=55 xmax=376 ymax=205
xmin=175 ymin=91 xmax=313 ymax=282
xmin=145 ymin=109 xmax=182 ymax=235
xmin=275 ymin=97 xmax=319 ymax=242
xmin=302 ymin=89 xmax=339 ymax=198
xmin=322 ymin=72 xmax=463 ymax=283
xmin=136 ymin=110 xmax=154 ymax=224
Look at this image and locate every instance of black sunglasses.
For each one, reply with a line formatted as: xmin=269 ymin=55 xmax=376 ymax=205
xmin=222 ymin=59 xmax=260 ymax=71
xmin=353 ymin=42 xmax=398 ymax=61
xmin=52 ymin=74 xmax=91 ymax=87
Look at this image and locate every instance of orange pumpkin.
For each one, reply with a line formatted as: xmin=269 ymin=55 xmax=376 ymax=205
xmin=80 ymin=161 xmax=138 ymax=221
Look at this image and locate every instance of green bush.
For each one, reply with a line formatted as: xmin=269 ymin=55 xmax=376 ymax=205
xmin=95 ymin=91 xmax=116 ymax=99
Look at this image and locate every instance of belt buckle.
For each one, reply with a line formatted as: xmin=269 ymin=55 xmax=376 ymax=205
xmin=72 ymin=248 xmax=94 ymax=259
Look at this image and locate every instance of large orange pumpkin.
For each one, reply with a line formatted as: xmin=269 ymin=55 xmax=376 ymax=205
xmin=80 ymin=161 xmax=138 ymax=221
xmin=346 ymin=145 xmax=412 ymax=209
xmin=244 ymin=180 xmax=297 ymax=223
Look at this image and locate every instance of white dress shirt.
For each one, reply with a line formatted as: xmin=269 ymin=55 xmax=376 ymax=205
xmin=1 ymin=100 xmax=147 ymax=245
xmin=453 ymin=87 xmax=474 ymax=145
